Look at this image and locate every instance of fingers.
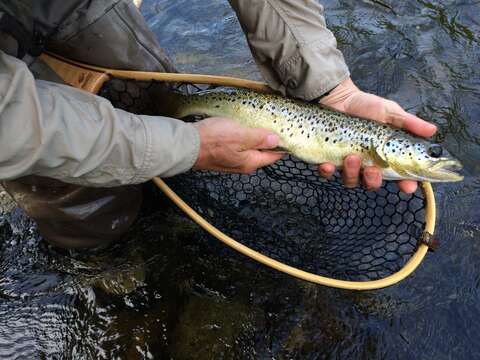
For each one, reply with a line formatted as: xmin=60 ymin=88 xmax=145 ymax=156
xmin=318 ymin=162 xmax=336 ymax=178
xmin=241 ymin=127 xmax=280 ymax=150
xmin=389 ymin=112 xmax=437 ymax=138
xmin=398 ymin=180 xmax=418 ymax=194
xmin=343 ymin=157 xmax=384 ymax=190
xmin=323 ymin=81 xmax=438 ymax=139
xmin=351 ymin=96 xmax=438 ymax=139
xmin=320 ymin=159 xmax=383 ymax=191
xmin=242 ymin=151 xmax=284 ymax=173
xmin=363 ymin=166 xmax=382 ymax=191
xmin=319 ymin=162 xmax=416 ymax=193
xmin=384 ymin=101 xmax=437 ymax=137
xmin=343 ymin=155 xmax=362 ymax=188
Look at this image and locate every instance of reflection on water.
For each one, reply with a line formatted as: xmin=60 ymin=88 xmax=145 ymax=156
xmin=1 ymin=0 xmax=479 ymax=358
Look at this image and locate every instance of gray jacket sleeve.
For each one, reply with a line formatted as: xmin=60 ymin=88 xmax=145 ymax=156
xmin=229 ymin=0 xmax=350 ymax=101
xmin=0 ymin=51 xmax=200 ymax=187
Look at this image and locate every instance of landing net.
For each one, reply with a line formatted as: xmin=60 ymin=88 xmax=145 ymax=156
xmin=98 ymin=78 xmax=433 ymax=287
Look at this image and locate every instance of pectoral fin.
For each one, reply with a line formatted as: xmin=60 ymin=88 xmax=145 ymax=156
xmin=371 ymin=142 xmax=389 ymax=168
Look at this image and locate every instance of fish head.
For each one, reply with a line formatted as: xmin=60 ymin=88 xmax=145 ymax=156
xmin=379 ymin=133 xmax=463 ymax=182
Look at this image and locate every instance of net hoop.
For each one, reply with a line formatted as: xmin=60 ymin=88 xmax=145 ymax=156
xmin=154 ymin=178 xmax=434 ymax=290
xmin=41 ymin=52 xmax=436 ymax=290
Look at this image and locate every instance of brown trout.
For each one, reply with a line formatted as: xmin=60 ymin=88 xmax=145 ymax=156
xmin=161 ymin=89 xmax=463 ymax=182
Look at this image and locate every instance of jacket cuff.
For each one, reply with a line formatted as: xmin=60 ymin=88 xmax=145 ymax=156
xmin=279 ymin=45 xmax=351 ymax=101
xmin=135 ymin=115 xmax=200 ymax=181
xmin=230 ymin=0 xmax=350 ymax=101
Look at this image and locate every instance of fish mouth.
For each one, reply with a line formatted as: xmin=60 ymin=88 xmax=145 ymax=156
xmin=427 ymin=159 xmax=464 ymax=182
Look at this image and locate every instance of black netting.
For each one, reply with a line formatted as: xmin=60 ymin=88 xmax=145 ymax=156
xmin=99 ymin=79 xmax=426 ymax=282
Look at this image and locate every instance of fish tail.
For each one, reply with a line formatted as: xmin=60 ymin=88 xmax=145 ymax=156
xmin=152 ymin=86 xmax=223 ymax=119
xmin=150 ymin=85 xmax=190 ymax=118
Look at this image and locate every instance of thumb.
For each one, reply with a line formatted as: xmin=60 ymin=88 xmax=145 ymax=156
xmin=244 ymin=150 xmax=285 ymax=172
xmin=388 ymin=111 xmax=437 ymax=138
xmin=241 ymin=128 xmax=280 ymax=150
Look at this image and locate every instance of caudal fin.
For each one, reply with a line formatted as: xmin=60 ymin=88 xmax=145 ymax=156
xmin=149 ymin=84 xmax=188 ymax=118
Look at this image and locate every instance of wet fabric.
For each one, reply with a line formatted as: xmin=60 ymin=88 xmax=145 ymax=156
xmin=0 ymin=52 xmax=199 ymax=185
xmin=3 ymin=177 xmax=143 ymax=249
xmin=0 ymin=1 xmax=181 ymax=249
xmin=229 ymin=0 xmax=350 ymax=100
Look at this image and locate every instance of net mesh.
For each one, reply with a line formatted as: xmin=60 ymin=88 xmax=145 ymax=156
xmin=99 ymin=78 xmax=427 ymax=282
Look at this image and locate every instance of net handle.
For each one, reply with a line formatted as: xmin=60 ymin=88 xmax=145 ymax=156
xmin=40 ymin=52 xmax=271 ymax=93
xmin=41 ymin=52 xmax=436 ymax=290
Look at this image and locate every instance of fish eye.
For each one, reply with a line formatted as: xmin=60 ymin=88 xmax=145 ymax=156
xmin=427 ymin=144 xmax=443 ymax=158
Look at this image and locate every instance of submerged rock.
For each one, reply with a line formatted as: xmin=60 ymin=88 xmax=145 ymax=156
xmin=171 ymin=295 xmax=262 ymax=359
xmin=0 ymin=185 xmax=16 ymax=214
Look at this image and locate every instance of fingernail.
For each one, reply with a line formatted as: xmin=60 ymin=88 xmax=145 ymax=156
xmin=428 ymin=123 xmax=438 ymax=132
xmin=345 ymin=155 xmax=360 ymax=167
xmin=266 ymin=134 xmax=279 ymax=148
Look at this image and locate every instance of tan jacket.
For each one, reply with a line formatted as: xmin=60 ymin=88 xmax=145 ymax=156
xmin=0 ymin=0 xmax=349 ymax=187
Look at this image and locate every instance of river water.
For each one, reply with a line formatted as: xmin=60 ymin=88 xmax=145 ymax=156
xmin=0 ymin=0 xmax=479 ymax=358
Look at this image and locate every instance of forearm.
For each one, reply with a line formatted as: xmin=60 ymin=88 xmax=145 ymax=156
xmin=0 ymin=51 xmax=199 ymax=187
xmin=228 ymin=0 xmax=350 ymax=100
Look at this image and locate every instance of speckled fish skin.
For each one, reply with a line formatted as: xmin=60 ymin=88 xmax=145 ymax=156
xmin=166 ymin=89 xmax=463 ymax=182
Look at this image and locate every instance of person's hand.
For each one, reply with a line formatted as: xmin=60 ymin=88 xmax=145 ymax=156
xmin=193 ymin=117 xmax=283 ymax=173
xmin=318 ymin=77 xmax=437 ymax=193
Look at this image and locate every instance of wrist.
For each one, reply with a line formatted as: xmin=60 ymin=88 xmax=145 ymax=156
xmin=318 ymin=77 xmax=361 ymax=112
xmin=192 ymin=121 xmax=207 ymax=170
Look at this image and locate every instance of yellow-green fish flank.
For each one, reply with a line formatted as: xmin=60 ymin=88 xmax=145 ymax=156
xmin=161 ymin=89 xmax=463 ymax=182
